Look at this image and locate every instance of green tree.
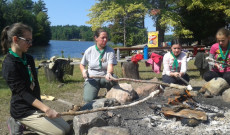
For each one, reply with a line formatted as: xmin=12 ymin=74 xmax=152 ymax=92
xmin=87 ymin=0 xmax=147 ymax=46
xmin=157 ymin=0 xmax=230 ymax=45
xmin=34 ymin=11 xmax=51 ymax=45
xmin=33 ymin=0 xmax=47 ymax=15
xmin=0 ymin=0 xmax=7 ymax=33
xmin=0 ymin=0 xmax=51 ymax=46
xmin=50 ymin=25 xmax=94 ymax=41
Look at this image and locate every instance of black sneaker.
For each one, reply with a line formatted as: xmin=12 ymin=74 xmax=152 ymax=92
xmin=7 ymin=117 xmax=24 ymax=135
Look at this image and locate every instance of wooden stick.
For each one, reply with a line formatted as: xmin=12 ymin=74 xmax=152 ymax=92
xmin=38 ymin=90 xmax=160 ymax=117
xmin=206 ymin=57 xmax=230 ymax=66
xmin=90 ymin=76 xmax=187 ymax=90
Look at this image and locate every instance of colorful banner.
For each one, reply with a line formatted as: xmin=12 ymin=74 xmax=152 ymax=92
xmin=148 ymin=31 xmax=158 ymax=47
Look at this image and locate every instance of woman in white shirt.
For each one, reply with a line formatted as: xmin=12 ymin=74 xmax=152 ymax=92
xmin=162 ymin=39 xmax=190 ymax=85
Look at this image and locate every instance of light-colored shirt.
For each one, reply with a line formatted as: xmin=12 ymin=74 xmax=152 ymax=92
xmin=162 ymin=51 xmax=187 ymax=76
xmin=81 ymin=45 xmax=117 ymax=76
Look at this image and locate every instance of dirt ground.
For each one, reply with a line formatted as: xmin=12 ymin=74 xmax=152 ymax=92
xmin=1 ymin=79 xmax=230 ymax=135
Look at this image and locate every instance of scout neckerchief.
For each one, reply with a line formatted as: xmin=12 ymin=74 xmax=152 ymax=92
xmin=171 ymin=51 xmax=179 ymax=72
xmin=9 ymin=48 xmax=33 ymax=82
xmin=95 ymin=45 xmax=106 ymax=69
xmin=219 ymin=42 xmax=230 ymax=68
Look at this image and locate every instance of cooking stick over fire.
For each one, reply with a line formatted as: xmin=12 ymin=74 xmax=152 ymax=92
xmin=38 ymin=90 xmax=160 ymax=117
xmin=89 ymin=76 xmax=188 ymax=90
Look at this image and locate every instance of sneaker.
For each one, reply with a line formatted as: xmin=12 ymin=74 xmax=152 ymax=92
xmin=7 ymin=117 xmax=24 ymax=135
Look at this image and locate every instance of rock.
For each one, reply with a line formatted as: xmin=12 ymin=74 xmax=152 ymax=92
xmin=73 ymin=112 xmax=108 ymax=135
xmin=135 ymin=78 xmax=159 ymax=96
xmin=81 ymin=98 xmax=120 ymax=110
xmin=163 ymin=88 xmax=185 ymax=97
xmin=88 ymin=126 xmax=131 ymax=135
xmin=199 ymin=77 xmax=229 ymax=96
xmin=222 ymin=88 xmax=230 ymax=102
xmin=181 ymin=118 xmax=202 ymax=127
xmin=106 ymin=83 xmax=138 ymax=104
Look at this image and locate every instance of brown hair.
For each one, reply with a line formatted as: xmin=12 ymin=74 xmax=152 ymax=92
xmin=171 ymin=39 xmax=182 ymax=46
xmin=1 ymin=23 xmax=32 ymax=54
xmin=216 ymin=27 xmax=230 ymax=38
xmin=94 ymin=28 xmax=107 ymax=38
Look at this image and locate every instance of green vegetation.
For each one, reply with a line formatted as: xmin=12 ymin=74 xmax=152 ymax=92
xmin=87 ymin=0 xmax=230 ymax=46
xmin=0 ymin=0 xmax=51 ymax=48
xmin=50 ymin=25 xmax=94 ymax=41
xmin=87 ymin=0 xmax=148 ymax=47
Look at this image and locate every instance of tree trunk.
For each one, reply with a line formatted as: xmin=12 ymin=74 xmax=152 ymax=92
xmin=123 ymin=14 xmax=127 ymax=47
xmin=122 ymin=62 xmax=139 ymax=79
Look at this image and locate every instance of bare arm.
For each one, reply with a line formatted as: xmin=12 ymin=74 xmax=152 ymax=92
xmin=79 ymin=64 xmax=85 ymax=74
xmin=107 ymin=63 xmax=114 ymax=74
xmin=32 ymin=99 xmax=59 ymax=118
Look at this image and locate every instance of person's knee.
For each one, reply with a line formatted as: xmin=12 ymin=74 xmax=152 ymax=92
xmin=162 ymin=75 xmax=176 ymax=84
xmin=52 ymin=128 xmax=67 ymax=135
xmin=64 ymin=124 xmax=71 ymax=135
xmin=83 ymin=96 xmax=94 ymax=103
xmin=203 ymin=71 xmax=217 ymax=81
xmin=223 ymin=73 xmax=230 ymax=85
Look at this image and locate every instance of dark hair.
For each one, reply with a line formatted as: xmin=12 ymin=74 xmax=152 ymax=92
xmin=94 ymin=28 xmax=107 ymax=38
xmin=1 ymin=23 xmax=32 ymax=54
xmin=171 ymin=39 xmax=181 ymax=46
xmin=171 ymin=39 xmax=182 ymax=46
xmin=216 ymin=27 xmax=230 ymax=38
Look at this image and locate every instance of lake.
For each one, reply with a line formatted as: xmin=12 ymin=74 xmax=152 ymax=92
xmin=28 ymin=40 xmax=95 ymax=60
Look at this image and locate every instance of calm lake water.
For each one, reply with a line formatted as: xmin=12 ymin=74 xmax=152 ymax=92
xmin=28 ymin=40 xmax=95 ymax=60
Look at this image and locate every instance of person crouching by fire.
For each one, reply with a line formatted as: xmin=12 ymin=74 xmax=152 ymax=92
xmin=203 ymin=27 xmax=230 ymax=85
xmin=79 ymin=28 xmax=118 ymax=103
xmin=162 ymin=39 xmax=190 ymax=86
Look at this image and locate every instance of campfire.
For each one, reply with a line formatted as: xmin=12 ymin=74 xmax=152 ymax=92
xmin=153 ymin=88 xmax=208 ymax=127
xmin=45 ymin=77 xmax=230 ymax=135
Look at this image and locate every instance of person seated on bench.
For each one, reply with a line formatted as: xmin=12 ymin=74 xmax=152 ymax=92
xmin=80 ymin=28 xmax=117 ymax=103
xmin=203 ymin=27 xmax=230 ymax=85
xmin=162 ymin=39 xmax=190 ymax=85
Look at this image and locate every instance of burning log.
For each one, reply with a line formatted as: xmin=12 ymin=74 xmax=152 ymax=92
xmin=168 ymin=89 xmax=193 ymax=105
xmin=162 ymin=108 xmax=207 ymax=121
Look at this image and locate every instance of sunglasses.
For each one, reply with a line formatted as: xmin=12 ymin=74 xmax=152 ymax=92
xmin=18 ymin=37 xmax=33 ymax=45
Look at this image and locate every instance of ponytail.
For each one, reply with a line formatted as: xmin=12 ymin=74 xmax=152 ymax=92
xmin=1 ymin=26 xmax=10 ymax=54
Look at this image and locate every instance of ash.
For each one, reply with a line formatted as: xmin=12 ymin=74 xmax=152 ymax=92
xmin=102 ymin=95 xmax=230 ymax=135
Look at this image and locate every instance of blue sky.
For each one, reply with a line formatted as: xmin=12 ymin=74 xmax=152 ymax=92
xmin=33 ymin=0 xmax=158 ymax=32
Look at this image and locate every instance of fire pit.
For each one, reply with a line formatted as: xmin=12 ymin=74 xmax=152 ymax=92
xmin=102 ymin=92 xmax=230 ymax=135
xmin=72 ymin=79 xmax=230 ymax=135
